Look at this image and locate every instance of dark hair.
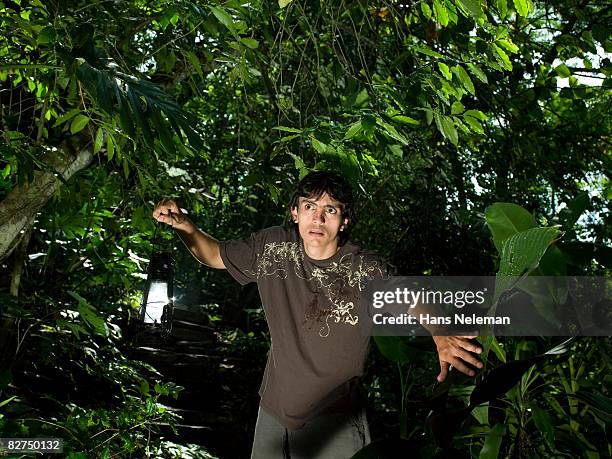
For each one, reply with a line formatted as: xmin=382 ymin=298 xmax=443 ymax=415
xmin=289 ymin=171 xmax=356 ymax=246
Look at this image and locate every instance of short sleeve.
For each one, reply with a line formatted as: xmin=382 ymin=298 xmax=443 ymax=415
xmin=219 ymin=226 xmax=286 ymax=285
xmin=362 ymin=254 xmax=394 ymax=320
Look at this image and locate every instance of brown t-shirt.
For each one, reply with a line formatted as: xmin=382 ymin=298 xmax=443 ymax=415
xmin=219 ymin=226 xmax=387 ymax=430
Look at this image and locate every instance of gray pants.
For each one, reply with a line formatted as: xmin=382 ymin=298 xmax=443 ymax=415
xmin=250 ymin=406 xmax=370 ymax=459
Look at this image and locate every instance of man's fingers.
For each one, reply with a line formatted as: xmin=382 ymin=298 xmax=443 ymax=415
xmin=437 ymin=361 xmax=450 ymax=382
xmin=457 ymin=338 xmax=483 ymax=354
xmin=152 ymin=199 xmax=180 ymax=224
xmin=448 ymin=358 xmax=476 ymax=377
xmin=456 ymin=349 xmax=483 ymax=369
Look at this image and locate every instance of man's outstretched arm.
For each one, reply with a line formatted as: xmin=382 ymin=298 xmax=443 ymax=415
xmin=152 ymin=199 xmax=225 ymax=269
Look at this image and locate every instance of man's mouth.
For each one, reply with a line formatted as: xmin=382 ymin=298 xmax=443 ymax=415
xmin=308 ymin=229 xmax=325 ymax=236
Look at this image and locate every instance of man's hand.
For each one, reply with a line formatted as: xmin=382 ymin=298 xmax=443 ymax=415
xmin=152 ymin=199 xmax=192 ymax=232
xmin=152 ymin=199 xmax=224 ymax=268
xmin=432 ymin=335 xmax=483 ymax=382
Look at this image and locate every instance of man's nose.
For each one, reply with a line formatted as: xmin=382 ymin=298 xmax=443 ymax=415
xmin=312 ymin=209 xmax=326 ymax=223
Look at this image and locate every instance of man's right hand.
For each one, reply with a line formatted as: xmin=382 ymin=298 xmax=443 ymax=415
xmin=152 ymin=199 xmax=193 ymax=232
xmin=152 ymin=199 xmax=225 ymax=269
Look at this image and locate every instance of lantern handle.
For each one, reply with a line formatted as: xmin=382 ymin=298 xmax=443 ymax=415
xmin=152 ymin=208 xmax=176 ymax=252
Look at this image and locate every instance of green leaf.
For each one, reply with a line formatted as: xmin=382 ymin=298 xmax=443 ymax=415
xmin=464 ymin=109 xmax=487 ymax=121
xmin=434 ymin=113 xmax=458 ymax=145
xmin=433 ymin=0 xmax=449 ymax=26
xmin=68 ymin=291 xmax=109 ymax=337
xmin=479 ymin=424 xmax=506 ymax=459
xmin=497 ymin=39 xmax=519 ymax=54
xmin=464 ymin=115 xmax=484 ymax=134
xmin=416 ymin=46 xmax=444 ymax=59
xmin=70 ymin=114 xmax=90 ymax=134
xmin=421 ymin=2 xmax=433 ymax=19
xmin=467 ymin=63 xmax=488 ymax=83
xmin=183 ymin=50 xmax=203 ymax=79
xmin=273 ymin=126 xmax=303 ymax=133
xmin=489 ymin=336 xmax=507 ymax=363
xmin=38 ymin=26 xmax=56 ymax=44
xmin=452 ymin=65 xmax=475 ymax=95
xmin=438 ymin=62 xmax=452 ymax=80
xmin=492 ymin=43 xmax=512 ymax=70
xmin=278 ymin=134 xmax=299 ymax=143
xmin=512 ymin=0 xmax=532 ymax=17
xmin=93 ymin=127 xmax=104 ymax=154
xmin=496 ymin=227 xmax=562 ymax=291
xmin=425 ymin=108 xmax=433 ymax=125
xmin=391 ymin=115 xmax=419 ymax=125
xmin=377 ymin=119 xmax=409 ymax=145
xmin=495 ymin=0 xmax=508 ymax=18
xmin=343 ymin=121 xmax=363 ymax=140
xmin=485 ymin=203 xmax=537 ymax=253
xmin=311 ymin=136 xmax=333 ymax=154
xmin=532 ymin=407 xmax=555 ymax=449
xmin=140 ymin=380 xmax=150 ymax=395
xmin=451 ymin=101 xmax=464 ymax=115
xmin=107 ymin=133 xmax=115 ymax=161
xmin=353 ymin=88 xmax=370 ymax=107
xmin=554 ymin=64 xmax=571 ymax=78
xmin=0 ymin=396 xmax=16 ymax=409
xmin=240 ymin=38 xmax=259 ymax=49
xmin=289 ymin=153 xmax=309 ymax=178
xmin=53 ymin=108 xmax=81 ymax=127
xmin=210 ymin=6 xmax=235 ymax=34
xmin=278 ymin=0 xmax=293 ymax=7
xmin=456 ymin=0 xmax=484 ymax=19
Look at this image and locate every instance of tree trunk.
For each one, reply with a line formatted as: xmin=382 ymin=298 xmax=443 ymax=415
xmin=0 ymin=146 xmax=93 ymax=263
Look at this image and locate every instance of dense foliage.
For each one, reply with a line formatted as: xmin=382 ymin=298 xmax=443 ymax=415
xmin=0 ymin=0 xmax=610 ymax=457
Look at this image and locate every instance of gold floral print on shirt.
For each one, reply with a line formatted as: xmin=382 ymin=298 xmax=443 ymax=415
xmin=248 ymin=241 xmax=385 ymax=337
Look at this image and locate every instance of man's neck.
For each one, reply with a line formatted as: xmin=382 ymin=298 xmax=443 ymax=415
xmin=303 ymin=242 xmax=340 ymax=260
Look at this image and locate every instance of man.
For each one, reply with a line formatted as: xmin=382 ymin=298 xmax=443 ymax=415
xmin=152 ymin=171 xmax=482 ymax=458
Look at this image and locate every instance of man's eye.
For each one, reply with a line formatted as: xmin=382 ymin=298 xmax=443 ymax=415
xmin=304 ymin=203 xmax=313 ymax=210
xmin=326 ymin=208 xmax=337 ymax=214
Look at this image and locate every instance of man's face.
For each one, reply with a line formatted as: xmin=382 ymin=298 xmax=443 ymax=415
xmin=290 ymin=192 xmax=349 ymax=255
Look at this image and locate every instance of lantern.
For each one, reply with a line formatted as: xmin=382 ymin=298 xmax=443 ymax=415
xmin=140 ymin=250 xmax=174 ymax=332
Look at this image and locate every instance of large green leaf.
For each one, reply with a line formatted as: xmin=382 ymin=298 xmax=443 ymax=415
xmin=70 ymin=114 xmax=90 ymax=134
xmin=512 ymin=0 xmax=532 ymax=17
xmin=210 ymin=6 xmax=236 ymax=35
xmin=434 ymin=113 xmax=458 ymax=145
xmin=492 ymin=43 xmax=513 ymax=70
xmin=456 ymin=0 xmax=484 ymax=20
xmin=485 ymin=203 xmax=537 ymax=253
xmin=555 ymin=63 xmax=571 ymax=78
xmin=494 ymin=227 xmax=562 ymax=302
xmin=452 ymin=64 xmax=475 ymax=95
xmin=433 ymin=0 xmax=449 ymax=26
xmin=479 ymin=423 xmax=506 ymax=459
xmin=497 ymin=227 xmax=561 ymax=277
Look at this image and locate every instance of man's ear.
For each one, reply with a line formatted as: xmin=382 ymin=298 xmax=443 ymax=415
xmin=291 ymin=206 xmax=298 ymax=222
xmin=342 ymin=217 xmax=349 ymax=229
